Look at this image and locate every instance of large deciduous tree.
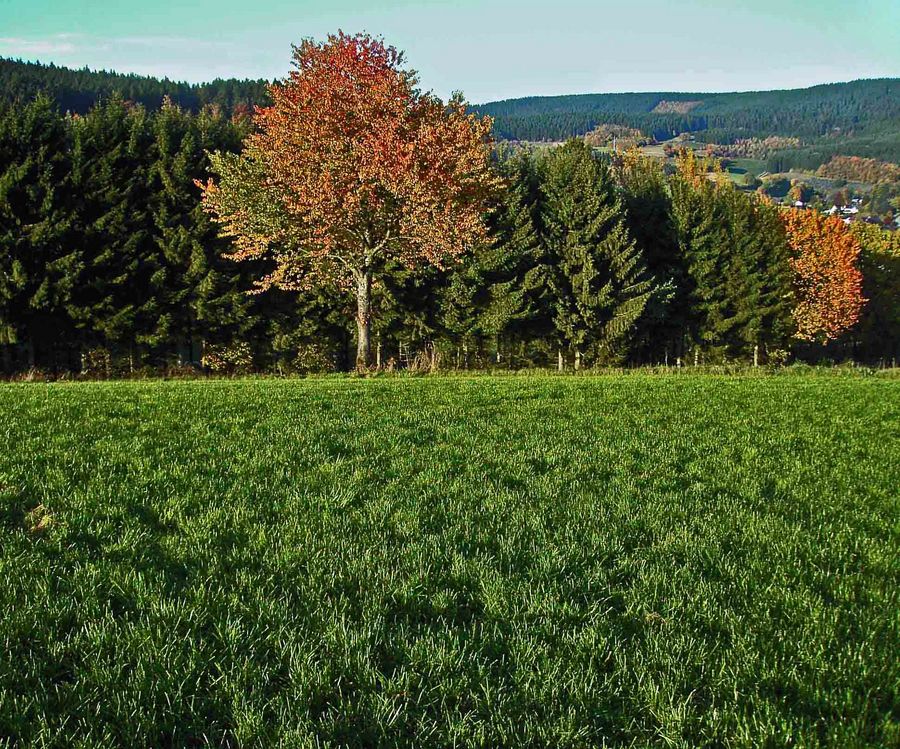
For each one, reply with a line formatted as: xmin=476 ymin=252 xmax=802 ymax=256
xmin=198 ymin=32 xmax=501 ymax=370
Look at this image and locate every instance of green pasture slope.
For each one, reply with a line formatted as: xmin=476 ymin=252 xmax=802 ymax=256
xmin=1 ymin=375 xmax=898 ymax=748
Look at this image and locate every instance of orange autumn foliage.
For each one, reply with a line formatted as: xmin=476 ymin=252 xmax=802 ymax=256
xmin=197 ymin=32 xmax=502 ymax=369
xmin=199 ymin=32 xmax=500 ymax=292
xmin=782 ymin=209 xmax=865 ymax=342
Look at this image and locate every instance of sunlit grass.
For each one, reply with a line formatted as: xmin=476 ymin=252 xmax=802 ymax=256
xmin=1 ymin=375 xmax=898 ymax=747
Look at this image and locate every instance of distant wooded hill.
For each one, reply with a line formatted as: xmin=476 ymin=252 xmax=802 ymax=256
xmin=0 ymin=57 xmax=271 ymax=115
xmin=474 ymin=79 xmax=899 ymax=142
xmin=475 ymin=80 xmax=900 ymax=169
xmin=1 ymin=58 xmax=898 ymax=166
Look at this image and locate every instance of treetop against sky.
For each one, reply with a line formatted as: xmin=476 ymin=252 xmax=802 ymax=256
xmin=0 ymin=0 xmax=897 ymax=103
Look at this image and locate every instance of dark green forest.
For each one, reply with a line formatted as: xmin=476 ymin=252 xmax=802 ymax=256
xmin=1 ymin=93 xmax=897 ymax=377
xmin=0 ymin=58 xmax=270 ymax=117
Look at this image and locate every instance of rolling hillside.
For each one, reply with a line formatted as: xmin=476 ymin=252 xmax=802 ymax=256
xmin=474 ymin=79 xmax=900 ymax=141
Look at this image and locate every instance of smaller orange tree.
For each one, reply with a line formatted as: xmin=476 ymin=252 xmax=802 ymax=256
xmin=783 ymin=209 xmax=865 ymax=342
xmin=199 ymin=32 xmax=501 ymax=369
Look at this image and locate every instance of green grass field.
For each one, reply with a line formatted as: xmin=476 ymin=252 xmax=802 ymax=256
xmin=722 ymin=158 xmax=768 ymax=183
xmin=1 ymin=375 xmax=898 ymax=748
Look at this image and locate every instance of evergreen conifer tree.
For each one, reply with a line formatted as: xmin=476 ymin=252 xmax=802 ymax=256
xmin=0 ymin=95 xmax=75 ymax=370
xmin=67 ymin=95 xmax=155 ymax=366
xmin=669 ymin=163 xmax=732 ymax=359
xmin=539 ymin=140 xmax=655 ymax=368
xmin=614 ymin=151 xmax=683 ymax=362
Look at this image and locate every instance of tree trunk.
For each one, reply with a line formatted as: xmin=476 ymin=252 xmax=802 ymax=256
xmin=753 ymin=345 xmax=759 ymax=367
xmin=574 ymin=349 xmax=581 ymax=371
xmin=557 ymin=349 xmax=564 ymax=372
xmin=355 ymin=270 xmax=372 ymax=371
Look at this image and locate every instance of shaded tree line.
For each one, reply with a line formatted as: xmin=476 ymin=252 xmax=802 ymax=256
xmin=0 ymin=95 xmax=352 ymax=375
xmin=0 ymin=97 xmax=895 ymax=376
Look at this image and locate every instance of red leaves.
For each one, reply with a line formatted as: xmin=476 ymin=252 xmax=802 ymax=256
xmin=783 ymin=209 xmax=865 ymax=342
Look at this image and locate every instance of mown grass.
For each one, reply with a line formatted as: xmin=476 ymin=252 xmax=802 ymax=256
xmin=0 ymin=375 xmax=898 ymax=748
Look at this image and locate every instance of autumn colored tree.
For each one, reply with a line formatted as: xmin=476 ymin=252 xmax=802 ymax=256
xmin=199 ymin=32 xmax=501 ymax=369
xmin=787 ymin=180 xmax=812 ymax=204
xmin=783 ymin=209 xmax=865 ymax=342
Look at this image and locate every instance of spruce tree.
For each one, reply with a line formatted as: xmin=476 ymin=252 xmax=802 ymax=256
xmin=670 ymin=154 xmax=794 ymax=362
xmin=146 ymin=99 xmax=259 ymax=364
xmin=481 ymin=154 xmax=551 ymax=364
xmin=0 ymin=95 xmax=75 ymax=370
xmin=439 ymin=154 xmax=548 ymax=367
xmin=669 ymin=165 xmax=732 ymax=360
xmin=67 ymin=95 xmax=156 ymax=367
xmin=614 ymin=151 xmax=683 ymax=362
xmin=539 ymin=140 xmax=655 ymax=368
xmin=719 ymin=188 xmax=794 ymax=358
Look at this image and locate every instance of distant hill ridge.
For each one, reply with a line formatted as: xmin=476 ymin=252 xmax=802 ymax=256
xmin=473 ymin=79 xmax=899 ymax=141
xmin=0 ymin=57 xmax=271 ymax=116
xmin=473 ymin=78 xmax=900 ymax=167
xmin=1 ymin=58 xmax=898 ymax=164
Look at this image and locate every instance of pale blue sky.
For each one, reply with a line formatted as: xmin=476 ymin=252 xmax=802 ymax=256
xmin=0 ymin=0 xmax=897 ymax=103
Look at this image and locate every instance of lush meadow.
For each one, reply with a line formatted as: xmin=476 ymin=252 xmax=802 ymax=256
xmin=1 ymin=375 xmax=898 ymax=747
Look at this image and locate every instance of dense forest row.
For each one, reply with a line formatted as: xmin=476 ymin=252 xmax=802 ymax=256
xmin=1 ymin=95 xmax=897 ymax=376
